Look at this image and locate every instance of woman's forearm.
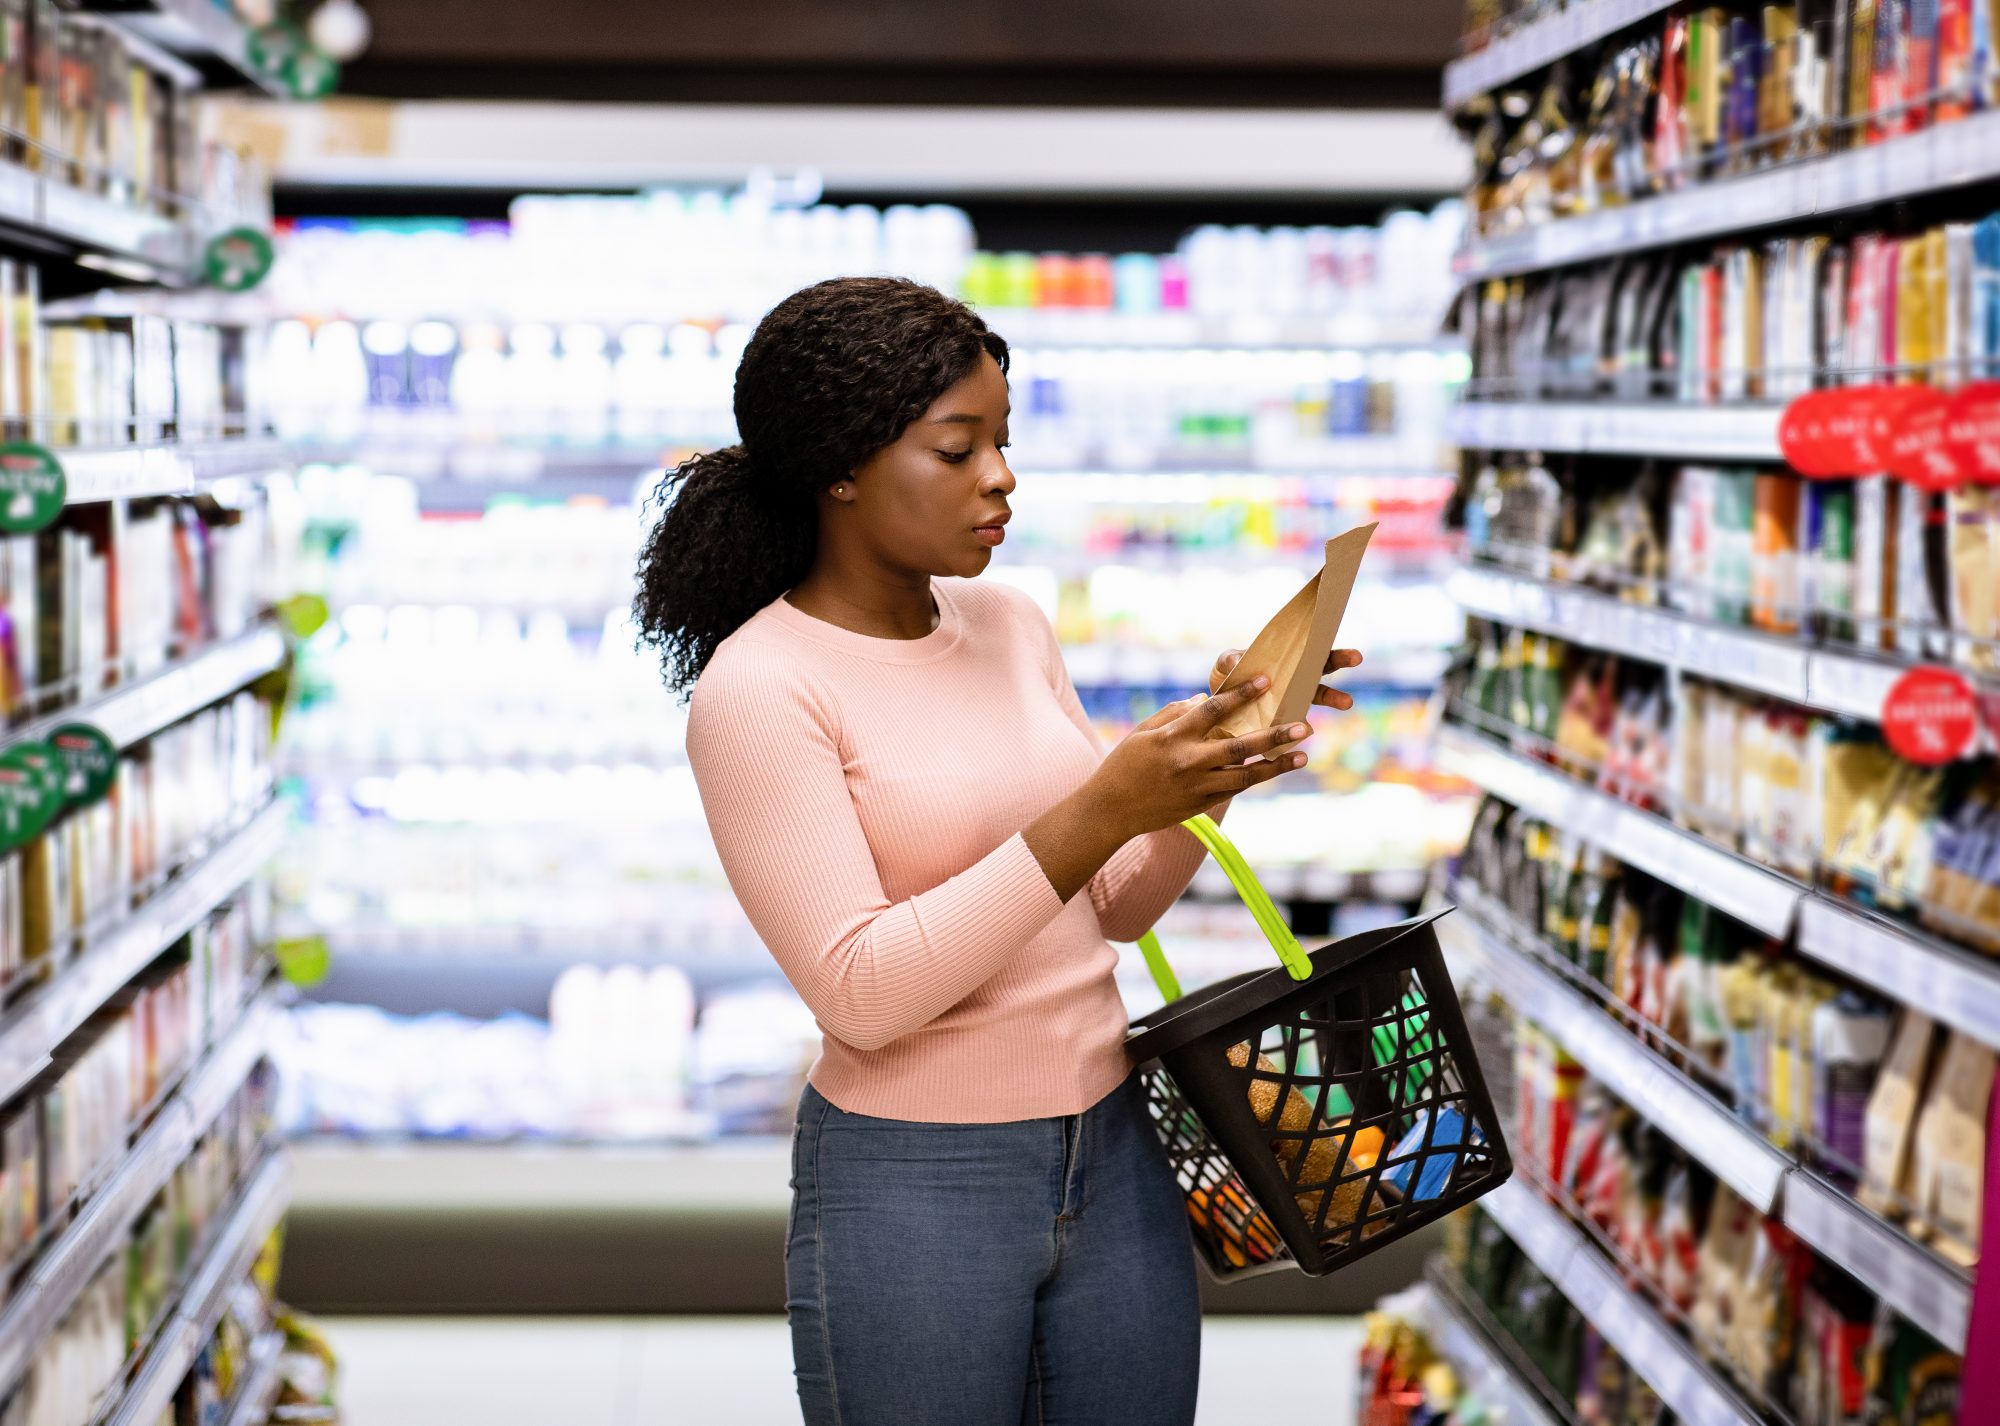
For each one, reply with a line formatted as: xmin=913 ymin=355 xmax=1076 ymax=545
xmin=1023 ymin=777 xmax=1134 ymax=902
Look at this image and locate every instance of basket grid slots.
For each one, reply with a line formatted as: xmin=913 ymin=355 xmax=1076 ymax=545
xmin=1145 ymin=957 xmax=1507 ymax=1278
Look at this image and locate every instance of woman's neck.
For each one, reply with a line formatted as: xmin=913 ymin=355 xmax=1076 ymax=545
xmin=787 ymin=560 xmax=939 ymax=641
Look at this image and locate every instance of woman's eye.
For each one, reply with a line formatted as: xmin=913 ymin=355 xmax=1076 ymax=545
xmin=937 ymin=449 xmax=972 ymax=464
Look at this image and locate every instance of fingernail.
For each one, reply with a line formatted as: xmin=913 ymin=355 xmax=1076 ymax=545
xmin=1291 ymin=753 xmax=1307 ymax=768
xmin=1290 ymin=724 xmax=1310 ymax=740
xmin=1250 ymin=675 xmax=1270 ymax=692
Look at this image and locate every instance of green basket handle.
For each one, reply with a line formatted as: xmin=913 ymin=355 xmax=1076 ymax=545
xmin=1136 ymin=813 xmax=1314 ymax=1005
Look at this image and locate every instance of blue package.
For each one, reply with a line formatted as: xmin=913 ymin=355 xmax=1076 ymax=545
xmin=1380 ymin=1106 xmax=1477 ymax=1202
xmin=1974 ymin=215 xmax=2000 ymax=377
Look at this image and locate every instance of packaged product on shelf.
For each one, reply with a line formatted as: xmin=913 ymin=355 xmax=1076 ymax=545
xmin=1860 ymin=1008 xmax=1935 ymax=1216
xmin=1811 ymin=993 xmax=1896 ymax=1183
xmin=1906 ymin=1030 xmax=1995 ymax=1263
xmin=1796 ymin=1263 xmax=1877 ymax=1425
xmin=1865 ymin=1313 xmax=1963 ymax=1423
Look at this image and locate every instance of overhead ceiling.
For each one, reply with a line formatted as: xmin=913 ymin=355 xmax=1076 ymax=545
xmin=334 ymin=0 xmax=1465 ymax=108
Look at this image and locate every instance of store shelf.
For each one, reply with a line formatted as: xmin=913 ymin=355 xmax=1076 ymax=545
xmin=1437 ymin=712 xmax=2000 ymax=1057
xmin=61 ymin=436 xmax=293 ymax=503
xmin=1443 ymin=0 xmax=1679 ymax=110
xmin=16 ymin=625 xmax=288 ymax=753
xmin=1421 ymin=1269 xmax=1570 ymax=1426
xmin=0 ymin=798 xmax=287 ymax=1107
xmin=985 ymin=308 xmax=1455 ymax=351
xmin=219 ymin=1332 xmax=287 ymax=1426
xmin=1431 ymin=722 xmax=1802 ymax=937
xmin=85 ymin=0 xmax=284 ymax=94
xmin=301 ymin=431 xmax=1450 ymax=485
xmin=0 ymin=993 xmax=274 ymax=1399
xmin=1480 ymin=1178 xmax=1757 ymax=1426
xmin=288 ymin=1137 xmax=792 ymax=1216
xmin=0 ymin=158 xmax=201 ymax=286
xmin=100 ymin=1154 xmax=291 ymax=1426
xmin=1440 ymin=892 xmax=1789 ymax=1210
xmin=1446 ymin=562 xmax=1940 ymax=720
xmin=1782 ymin=1169 xmax=1970 ymax=1351
xmin=1793 ymin=896 xmax=2000 ymax=1053
xmin=1445 ymin=401 xmax=1784 ymax=460
xmin=1455 ymin=111 xmax=2000 ymax=279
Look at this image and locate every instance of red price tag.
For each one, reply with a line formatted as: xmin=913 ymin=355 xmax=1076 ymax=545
xmin=1780 ymin=389 xmax=1850 ymax=476
xmin=1945 ymin=382 xmax=2000 ymax=485
xmin=1882 ymin=666 xmax=1980 ymax=764
xmin=1887 ymin=388 xmax=1968 ymax=491
xmin=1780 ymin=384 xmax=1917 ymax=476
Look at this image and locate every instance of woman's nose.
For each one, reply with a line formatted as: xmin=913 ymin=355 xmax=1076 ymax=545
xmin=981 ymin=456 xmax=1016 ymax=495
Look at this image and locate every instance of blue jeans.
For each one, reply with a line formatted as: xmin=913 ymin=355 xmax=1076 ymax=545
xmin=786 ymin=1073 xmax=1202 ymax=1425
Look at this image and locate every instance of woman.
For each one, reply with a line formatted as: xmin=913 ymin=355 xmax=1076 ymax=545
xmin=637 ymin=276 xmax=1360 ymax=1425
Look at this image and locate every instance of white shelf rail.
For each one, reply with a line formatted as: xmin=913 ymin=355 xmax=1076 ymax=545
xmin=0 ymin=993 xmax=275 ymax=1398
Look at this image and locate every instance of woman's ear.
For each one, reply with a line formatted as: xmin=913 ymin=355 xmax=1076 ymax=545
xmin=828 ymin=478 xmax=857 ymax=503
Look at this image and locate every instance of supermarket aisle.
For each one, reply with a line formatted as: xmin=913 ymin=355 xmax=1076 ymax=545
xmin=325 ymin=1315 xmax=1365 ymax=1424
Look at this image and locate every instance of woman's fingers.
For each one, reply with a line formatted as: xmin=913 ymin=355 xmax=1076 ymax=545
xmin=1178 ymin=676 xmax=1269 ymax=734
xmin=1310 ymin=648 xmax=1361 ymax=710
xmin=1134 ymin=696 xmax=1199 ymax=732
xmin=1208 ymin=648 xmax=1246 ymax=694
xmin=1206 ymin=751 xmax=1307 ymax=794
xmin=1211 ymin=722 xmax=1311 ymax=767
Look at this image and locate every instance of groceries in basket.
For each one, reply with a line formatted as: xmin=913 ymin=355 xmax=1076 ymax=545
xmin=1129 ymin=821 xmax=1511 ymax=1280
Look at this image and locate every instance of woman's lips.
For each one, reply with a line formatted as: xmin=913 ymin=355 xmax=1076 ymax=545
xmin=974 ymin=525 xmax=1006 ymax=547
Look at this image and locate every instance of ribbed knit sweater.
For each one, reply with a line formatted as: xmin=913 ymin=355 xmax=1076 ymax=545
xmin=685 ymin=577 xmax=1208 ymax=1122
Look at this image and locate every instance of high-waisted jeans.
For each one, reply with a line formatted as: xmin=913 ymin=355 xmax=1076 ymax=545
xmin=785 ymin=1073 xmax=1202 ymax=1425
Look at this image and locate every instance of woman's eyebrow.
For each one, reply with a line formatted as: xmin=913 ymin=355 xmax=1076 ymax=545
xmin=927 ymin=412 xmax=985 ymax=426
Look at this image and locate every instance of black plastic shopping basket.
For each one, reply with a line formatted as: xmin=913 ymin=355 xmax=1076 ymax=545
xmin=1127 ymin=815 xmax=1512 ymax=1280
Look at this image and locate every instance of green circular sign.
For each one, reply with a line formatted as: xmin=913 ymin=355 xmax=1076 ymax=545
xmin=0 ymin=444 xmax=64 ymax=533
xmin=284 ymin=46 xmax=341 ymax=100
xmin=0 ymin=744 xmax=59 ymax=847
xmin=246 ymin=21 xmax=305 ymax=79
xmin=49 ymin=724 xmax=117 ymax=807
xmin=203 ymin=227 xmax=275 ymax=293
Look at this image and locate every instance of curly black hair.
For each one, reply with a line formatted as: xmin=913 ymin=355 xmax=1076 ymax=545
xmin=634 ymin=276 xmax=1009 ymax=695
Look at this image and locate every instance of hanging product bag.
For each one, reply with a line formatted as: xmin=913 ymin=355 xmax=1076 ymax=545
xmin=1128 ymin=815 xmax=1512 ymax=1280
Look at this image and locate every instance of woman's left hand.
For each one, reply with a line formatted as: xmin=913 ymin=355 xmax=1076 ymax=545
xmin=1209 ymin=647 xmax=1363 ymax=710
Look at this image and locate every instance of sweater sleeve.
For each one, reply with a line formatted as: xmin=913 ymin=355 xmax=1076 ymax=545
xmin=686 ymin=638 xmax=1068 ymax=1052
xmin=1006 ymin=587 xmax=1208 ymax=943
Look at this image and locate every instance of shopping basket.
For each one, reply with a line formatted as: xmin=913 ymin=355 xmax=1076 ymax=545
xmin=1127 ymin=814 xmax=1511 ymax=1280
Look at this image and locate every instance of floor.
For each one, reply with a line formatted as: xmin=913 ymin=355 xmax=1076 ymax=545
xmin=324 ymin=1315 xmax=1365 ymax=1424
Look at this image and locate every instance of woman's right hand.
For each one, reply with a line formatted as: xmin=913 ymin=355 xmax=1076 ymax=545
xmin=1087 ymin=676 xmax=1313 ymax=839
xmin=1024 ymin=677 xmax=1313 ymax=903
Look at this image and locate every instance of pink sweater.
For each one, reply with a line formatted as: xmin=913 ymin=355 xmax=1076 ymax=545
xmin=685 ymin=578 xmax=1207 ymax=1122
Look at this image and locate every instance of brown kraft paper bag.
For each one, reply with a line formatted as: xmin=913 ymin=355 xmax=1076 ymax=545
xmin=1209 ymin=523 xmax=1377 ymax=751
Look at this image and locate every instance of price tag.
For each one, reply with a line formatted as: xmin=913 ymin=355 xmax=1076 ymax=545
xmin=202 ymin=227 xmax=275 ymax=293
xmin=0 ymin=754 xmax=54 ymax=850
xmin=1944 ymin=382 xmax=2000 ymax=484
xmin=1882 ymin=666 xmax=1979 ymax=764
xmin=48 ymin=724 xmax=116 ymax=807
xmin=1886 ymin=388 xmax=1968 ymax=491
xmin=0 ymin=444 xmax=63 ymax=532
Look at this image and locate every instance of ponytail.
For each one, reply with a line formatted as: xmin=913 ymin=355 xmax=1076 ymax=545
xmin=634 ymin=445 xmax=815 ymax=696
xmin=632 ymin=276 xmax=1009 ymax=696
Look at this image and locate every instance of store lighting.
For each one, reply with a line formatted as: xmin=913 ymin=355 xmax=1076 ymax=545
xmin=308 ymin=0 xmax=372 ymax=62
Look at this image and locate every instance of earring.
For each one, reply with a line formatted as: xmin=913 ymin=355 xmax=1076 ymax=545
xmin=833 ymin=484 xmax=845 ymax=494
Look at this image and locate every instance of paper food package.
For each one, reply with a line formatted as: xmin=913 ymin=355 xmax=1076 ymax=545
xmin=1208 ymin=523 xmax=1377 ymax=749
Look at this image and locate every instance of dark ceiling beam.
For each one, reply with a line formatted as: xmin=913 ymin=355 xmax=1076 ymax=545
xmin=332 ymin=60 xmax=1446 ymax=108
xmin=357 ymin=0 xmax=1463 ymax=68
